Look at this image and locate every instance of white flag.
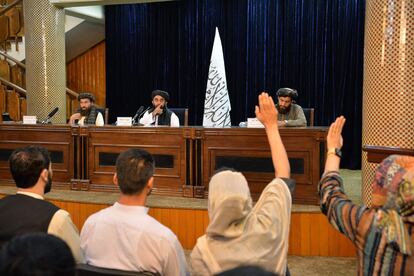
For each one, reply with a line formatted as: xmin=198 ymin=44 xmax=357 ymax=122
xmin=203 ymin=27 xmax=231 ymax=127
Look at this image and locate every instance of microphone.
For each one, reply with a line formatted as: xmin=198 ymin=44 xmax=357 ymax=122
xmin=41 ymin=107 xmax=59 ymax=124
xmin=139 ymin=106 xmax=152 ymax=118
xmin=132 ymin=106 xmax=144 ymax=124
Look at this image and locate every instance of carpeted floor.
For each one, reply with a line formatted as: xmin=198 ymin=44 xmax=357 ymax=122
xmin=184 ymin=251 xmax=357 ymax=275
xmin=288 ymin=256 xmax=357 ymax=276
xmin=340 ymin=169 xmax=362 ymax=205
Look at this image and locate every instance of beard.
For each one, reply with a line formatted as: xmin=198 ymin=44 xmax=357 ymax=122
xmin=277 ymin=104 xmax=291 ymax=115
xmin=80 ymin=107 xmax=91 ymax=116
xmin=44 ymin=174 xmax=52 ymax=194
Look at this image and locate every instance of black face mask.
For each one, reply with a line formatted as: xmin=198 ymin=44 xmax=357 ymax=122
xmin=44 ymin=173 xmax=52 ymax=194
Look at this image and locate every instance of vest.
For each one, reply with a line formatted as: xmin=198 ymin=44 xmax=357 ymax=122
xmin=157 ymin=107 xmax=173 ymax=126
xmin=0 ymin=194 xmax=59 ymax=247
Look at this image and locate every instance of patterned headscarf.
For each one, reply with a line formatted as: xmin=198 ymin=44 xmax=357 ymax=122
xmin=372 ymin=155 xmax=414 ymax=255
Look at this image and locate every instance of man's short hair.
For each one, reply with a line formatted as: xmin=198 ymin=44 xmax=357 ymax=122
xmin=77 ymin=92 xmax=96 ymax=103
xmin=9 ymin=146 xmax=51 ymax=189
xmin=116 ymin=149 xmax=155 ymax=195
xmin=151 ymin=90 xmax=170 ymax=102
xmin=276 ymin=88 xmax=298 ymax=100
xmin=0 ymin=233 xmax=75 ymax=276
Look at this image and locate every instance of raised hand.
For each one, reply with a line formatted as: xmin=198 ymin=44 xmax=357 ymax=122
xmin=255 ymin=92 xmax=278 ymax=129
xmin=153 ymin=105 xmax=164 ymax=116
xmin=327 ymin=116 xmax=346 ymax=149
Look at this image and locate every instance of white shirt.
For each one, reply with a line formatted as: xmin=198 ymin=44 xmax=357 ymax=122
xmin=139 ymin=111 xmax=180 ymax=127
xmin=16 ymin=191 xmax=84 ymax=263
xmin=78 ymin=112 xmax=104 ymax=126
xmin=80 ymin=202 xmax=188 ymax=276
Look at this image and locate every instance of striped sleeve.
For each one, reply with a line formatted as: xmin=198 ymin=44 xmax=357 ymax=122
xmin=318 ymin=171 xmax=367 ymax=242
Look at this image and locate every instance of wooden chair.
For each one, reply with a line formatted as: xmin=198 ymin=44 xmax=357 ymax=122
xmin=96 ymin=107 xmax=109 ymax=125
xmin=169 ymin=107 xmax=188 ymax=126
xmin=302 ymin=108 xmax=314 ymax=127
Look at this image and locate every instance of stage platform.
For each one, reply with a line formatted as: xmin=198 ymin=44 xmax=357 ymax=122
xmin=0 ymin=170 xmax=360 ymax=257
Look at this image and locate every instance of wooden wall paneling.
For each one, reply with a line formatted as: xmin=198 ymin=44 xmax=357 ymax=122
xmin=299 ymin=213 xmax=311 ymax=255
xmin=10 ymin=64 xmax=24 ymax=88
xmin=316 ymin=213 xmax=330 ymax=256
xmin=6 ymin=90 xmax=19 ymax=120
xmin=19 ymin=96 xmax=26 ymax=119
xmin=0 ymin=193 xmax=356 ymax=257
xmin=66 ymin=42 xmax=106 ymax=108
xmin=0 ymin=85 xmax=5 ymax=118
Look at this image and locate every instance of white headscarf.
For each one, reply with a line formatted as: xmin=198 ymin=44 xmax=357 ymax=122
xmin=191 ymin=170 xmax=291 ymax=276
xmin=207 ymin=170 xmax=252 ymax=238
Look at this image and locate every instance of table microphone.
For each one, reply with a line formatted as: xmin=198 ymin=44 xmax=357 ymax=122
xmin=139 ymin=106 xmax=152 ymax=118
xmin=41 ymin=107 xmax=59 ymax=124
xmin=132 ymin=106 xmax=144 ymax=124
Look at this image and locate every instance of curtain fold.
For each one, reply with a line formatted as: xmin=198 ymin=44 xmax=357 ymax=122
xmin=105 ymin=0 xmax=365 ymax=169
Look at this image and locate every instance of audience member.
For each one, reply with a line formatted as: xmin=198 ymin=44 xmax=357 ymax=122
xmin=190 ymin=92 xmax=292 ymax=275
xmin=319 ymin=116 xmax=414 ymax=275
xmin=80 ymin=148 xmax=188 ymax=275
xmin=0 ymin=146 xmax=83 ymax=263
xmin=0 ymin=233 xmax=76 ymax=276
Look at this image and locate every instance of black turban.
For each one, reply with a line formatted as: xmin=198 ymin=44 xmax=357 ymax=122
xmin=77 ymin=92 xmax=96 ymax=103
xmin=151 ymin=90 xmax=170 ymax=102
xmin=276 ymin=88 xmax=298 ymax=100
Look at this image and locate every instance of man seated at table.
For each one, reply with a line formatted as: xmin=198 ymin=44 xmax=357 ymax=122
xmin=139 ymin=90 xmax=180 ymax=127
xmin=69 ymin=93 xmax=104 ymax=126
xmin=275 ymin=88 xmax=307 ymax=127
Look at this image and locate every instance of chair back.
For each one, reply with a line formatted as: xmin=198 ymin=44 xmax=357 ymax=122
xmin=96 ymin=107 xmax=109 ymax=125
xmin=302 ymin=108 xmax=314 ymax=126
xmin=76 ymin=263 xmax=160 ymax=276
xmin=169 ymin=107 xmax=188 ymax=126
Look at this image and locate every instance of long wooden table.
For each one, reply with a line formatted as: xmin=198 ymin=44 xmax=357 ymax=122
xmin=0 ymin=123 xmax=327 ymax=204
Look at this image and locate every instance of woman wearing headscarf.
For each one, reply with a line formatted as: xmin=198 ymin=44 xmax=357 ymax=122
xmin=190 ymin=92 xmax=292 ymax=275
xmin=319 ymin=116 xmax=414 ymax=275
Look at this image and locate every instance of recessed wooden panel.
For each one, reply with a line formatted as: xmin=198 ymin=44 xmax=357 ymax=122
xmin=201 ymin=127 xmax=327 ymax=204
xmin=86 ymin=126 xmax=188 ymax=196
xmin=0 ymin=124 xmax=75 ymax=188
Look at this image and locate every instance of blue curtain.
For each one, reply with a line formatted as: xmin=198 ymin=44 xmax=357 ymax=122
xmin=105 ymin=0 xmax=365 ymax=169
